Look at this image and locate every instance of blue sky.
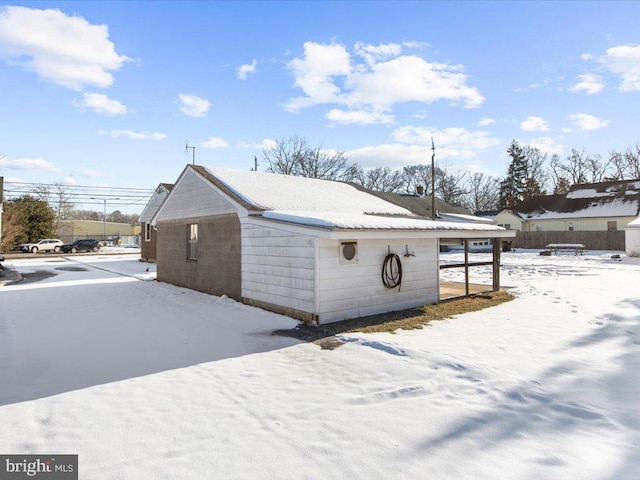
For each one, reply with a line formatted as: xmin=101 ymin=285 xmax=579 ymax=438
xmin=1 ymin=1 xmax=639 ymax=213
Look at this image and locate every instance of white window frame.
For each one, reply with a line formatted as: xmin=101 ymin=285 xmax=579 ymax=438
xmin=187 ymin=224 xmax=198 ymax=260
xmin=144 ymin=223 xmax=151 ymax=242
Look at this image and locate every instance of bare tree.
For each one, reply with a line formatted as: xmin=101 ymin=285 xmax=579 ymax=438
xmin=263 ymin=135 xmax=357 ymax=181
xmin=623 ymin=144 xmax=640 ymax=179
xmin=522 ymin=146 xmax=549 ymax=195
xmin=552 ymin=148 xmax=611 ymax=186
xmin=401 ymin=164 xmax=433 ymax=196
xmin=608 ymin=150 xmax=627 ymax=180
xmin=30 ymin=182 xmax=74 ymax=232
xmin=402 ymin=162 xmax=468 ymax=205
xmin=353 ymin=166 xmax=404 ymax=192
xmin=549 ymin=154 xmax=571 ymax=194
xmin=435 ymin=163 xmax=468 ymax=206
xmin=464 ymin=172 xmax=500 ymax=212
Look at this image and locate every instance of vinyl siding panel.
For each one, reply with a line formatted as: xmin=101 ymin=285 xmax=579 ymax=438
xmin=317 ymin=238 xmax=439 ymax=323
xmin=156 ymin=169 xmax=235 ymax=221
xmin=241 ymin=223 xmax=316 ymax=315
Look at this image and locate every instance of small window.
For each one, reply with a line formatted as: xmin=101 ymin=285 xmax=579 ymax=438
xmin=144 ymin=223 xmax=151 ymax=242
xmin=607 ymin=221 xmax=617 ymax=231
xmin=187 ymin=224 xmax=198 ymax=260
xmin=535 ymin=224 xmax=543 ymax=232
xmin=567 ymin=222 xmax=574 ymax=231
xmin=339 ymin=241 xmax=358 ymax=264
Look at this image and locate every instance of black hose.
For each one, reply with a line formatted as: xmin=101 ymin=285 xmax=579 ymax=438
xmin=382 ymin=253 xmax=402 ymax=289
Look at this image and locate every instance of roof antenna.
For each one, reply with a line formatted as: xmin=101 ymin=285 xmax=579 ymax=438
xmin=431 ymin=137 xmax=436 ymax=220
xmin=185 ymin=141 xmax=196 ymax=165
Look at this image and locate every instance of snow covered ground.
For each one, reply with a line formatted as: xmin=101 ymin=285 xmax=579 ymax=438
xmin=1 ymin=251 xmax=639 ymax=479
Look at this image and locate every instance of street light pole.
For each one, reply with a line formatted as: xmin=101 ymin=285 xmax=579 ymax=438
xmin=91 ymin=197 xmax=120 ymax=243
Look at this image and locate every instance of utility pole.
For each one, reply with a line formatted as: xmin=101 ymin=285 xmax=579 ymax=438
xmin=91 ymin=196 xmax=120 ymax=243
xmin=186 ymin=143 xmax=196 ymax=164
xmin=0 ymin=176 xmax=3 ymax=250
xmin=431 ymin=137 xmax=436 ymax=220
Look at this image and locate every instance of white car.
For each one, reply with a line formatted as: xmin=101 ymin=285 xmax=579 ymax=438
xmin=19 ymin=239 xmax=64 ymax=253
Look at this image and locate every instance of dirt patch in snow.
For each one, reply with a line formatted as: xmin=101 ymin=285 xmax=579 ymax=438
xmin=274 ymin=290 xmax=514 ymax=350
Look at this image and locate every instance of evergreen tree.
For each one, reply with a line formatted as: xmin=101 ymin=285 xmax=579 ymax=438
xmin=499 ymin=140 xmax=527 ymax=207
xmin=2 ymin=195 xmax=55 ymax=249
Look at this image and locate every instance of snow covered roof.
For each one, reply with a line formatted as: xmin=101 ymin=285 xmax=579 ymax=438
xmin=359 ymin=190 xmax=470 ymax=217
xmin=516 ymin=179 xmax=640 ymax=220
xmin=261 ymin=211 xmax=507 ymax=232
xmin=198 ymin=166 xmax=411 ymax=216
xmin=190 ymin=166 xmax=510 ymax=235
xmin=138 ymin=183 xmax=173 ymax=223
xmin=438 ymin=212 xmax=496 ymax=224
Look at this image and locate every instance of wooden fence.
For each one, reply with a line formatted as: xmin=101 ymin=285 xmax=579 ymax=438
xmin=514 ymin=231 xmax=625 ymax=251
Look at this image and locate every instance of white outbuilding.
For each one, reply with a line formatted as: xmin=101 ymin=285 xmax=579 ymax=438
xmin=152 ymin=165 xmax=516 ymax=324
xmin=625 ymin=216 xmax=640 ymax=257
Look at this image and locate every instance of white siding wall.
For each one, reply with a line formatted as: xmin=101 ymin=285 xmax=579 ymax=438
xmin=317 ymin=238 xmax=439 ymax=323
xmin=139 ymin=187 xmax=169 ymax=223
xmin=156 ymin=170 xmax=235 ymax=221
xmin=626 ymin=228 xmax=640 ymax=257
xmin=241 ymin=223 xmax=316 ymax=315
xmin=525 ymin=216 xmax=635 ymax=232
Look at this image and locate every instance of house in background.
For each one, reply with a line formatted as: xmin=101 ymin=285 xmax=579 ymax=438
xmin=138 ymin=183 xmax=173 ymax=262
xmin=479 ymin=179 xmax=640 ymax=232
xmin=369 ymin=191 xmax=497 ymax=252
xmin=152 ymin=165 xmax=514 ymax=324
xmin=476 ymin=209 xmax=525 ymax=231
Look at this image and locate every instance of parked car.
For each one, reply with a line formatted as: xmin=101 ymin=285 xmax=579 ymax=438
xmin=19 ymin=239 xmax=64 ymax=253
xmin=61 ymin=239 xmax=101 ymax=253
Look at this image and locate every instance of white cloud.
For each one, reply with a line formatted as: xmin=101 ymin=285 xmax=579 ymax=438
xmin=285 ymin=41 xmax=484 ymax=120
xmin=600 ymin=44 xmax=640 ymax=91
xmin=200 ymin=137 xmax=229 ymax=149
xmin=354 ymin=41 xmax=403 ymax=65
xmin=344 ymin=125 xmax=502 ymax=168
xmin=237 ymin=59 xmax=257 ymax=80
xmin=393 ymin=125 xmax=500 ymax=153
xmin=97 ymin=129 xmax=166 ymax=140
xmin=528 ymin=79 xmax=551 ymax=89
xmin=326 ymin=108 xmax=394 ymax=125
xmin=526 ymin=137 xmax=566 ymax=155
xmin=0 ymin=156 xmax=59 ymax=173
xmin=76 ymin=93 xmax=127 ymax=115
xmin=286 ymin=42 xmax=351 ymax=110
xmin=477 ymin=117 xmax=495 ymax=127
xmin=568 ymin=74 xmax=605 ymax=95
xmin=568 ymin=113 xmax=609 ymax=130
xmin=520 ymin=116 xmax=550 ymax=132
xmin=580 ymin=53 xmax=593 ymax=61
xmin=178 ymin=93 xmax=211 ymax=117
xmin=81 ymin=169 xmax=104 ymax=178
xmin=61 ymin=176 xmax=77 ymax=185
xmin=0 ymin=6 xmax=129 ymax=90
xmin=347 ymin=143 xmax=433 ymax=169
xmin=260 ymin=138 xmax=277 ymax=150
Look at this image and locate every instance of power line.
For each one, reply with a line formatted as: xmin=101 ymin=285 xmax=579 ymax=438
xmin=3 ymin=181 xmax=154 ymax=212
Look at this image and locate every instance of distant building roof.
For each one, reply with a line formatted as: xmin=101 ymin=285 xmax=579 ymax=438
xmin=359 ymin=190 xmax=470 ymax=218
xmin=514 ymin=179 xmax=640 ymax=220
